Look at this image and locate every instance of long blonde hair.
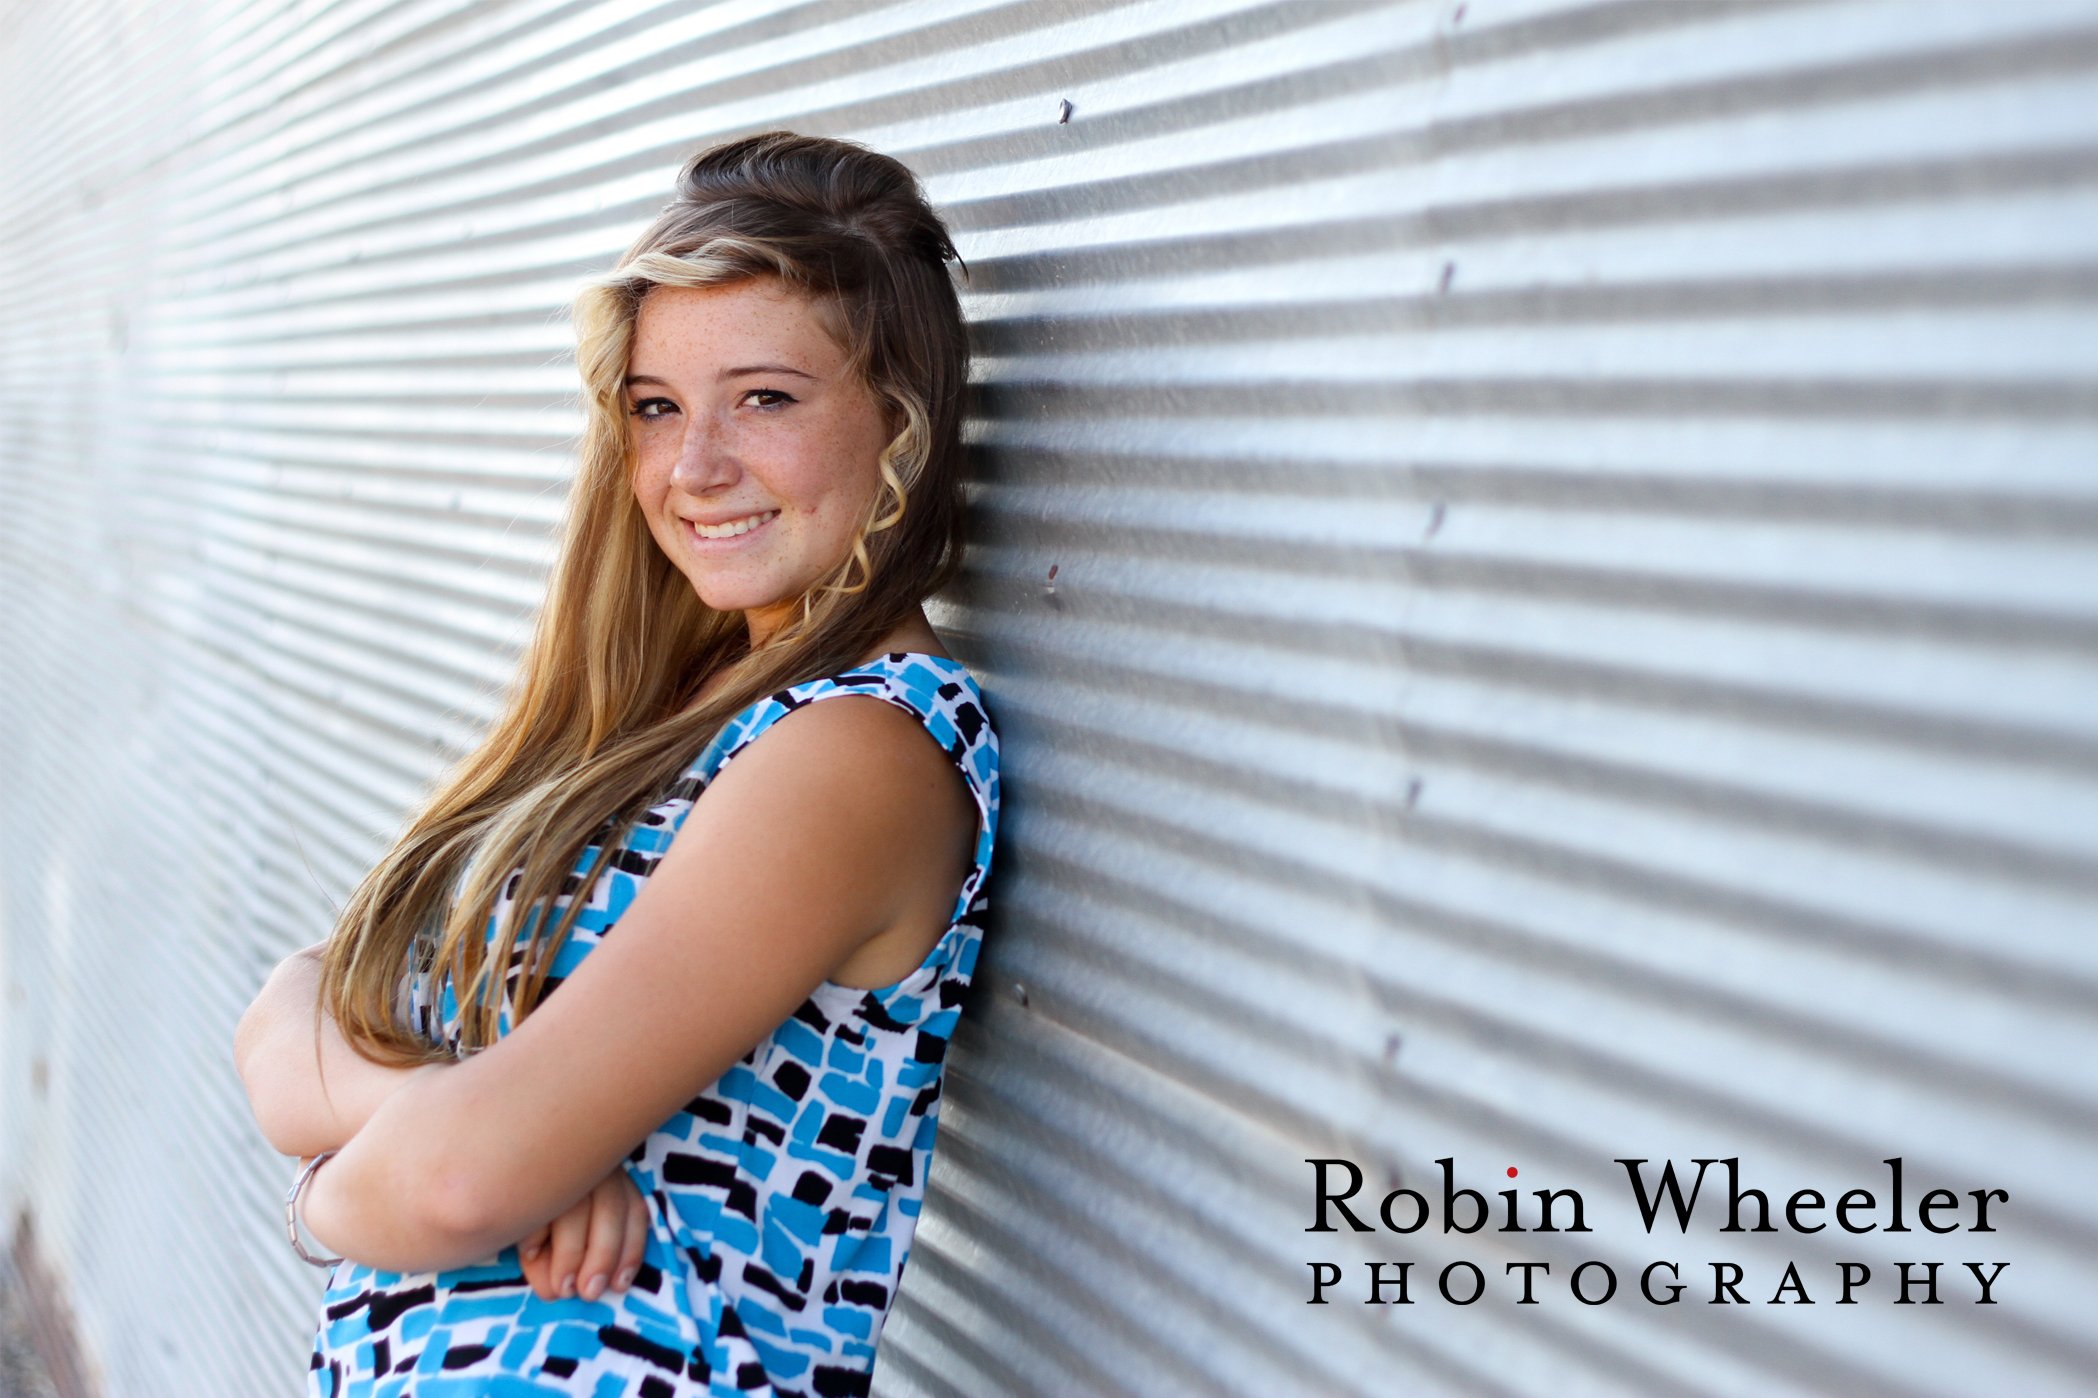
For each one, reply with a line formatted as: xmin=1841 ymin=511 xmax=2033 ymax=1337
xmin=323 ymin=133 xmax=970 ymax=1063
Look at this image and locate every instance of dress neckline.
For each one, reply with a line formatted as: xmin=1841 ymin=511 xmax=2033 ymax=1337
xmin=848 ymin=649 xmax=971 ymax=674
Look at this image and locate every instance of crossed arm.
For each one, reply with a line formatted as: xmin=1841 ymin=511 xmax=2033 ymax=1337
xmin=234 ymin=696 xmax=976 ymax=1290
xmin=235 ymin=947 xmax=651 ymax=1299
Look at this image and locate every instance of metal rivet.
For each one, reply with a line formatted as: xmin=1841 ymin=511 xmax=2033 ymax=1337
xmin=1437 ymin=261 xmax=1455 ymax=294
xmin=1014 ymin=982 xmax=1030 ymax=1007
xmin=1057 ymin=98 xmax=1073 ymax=124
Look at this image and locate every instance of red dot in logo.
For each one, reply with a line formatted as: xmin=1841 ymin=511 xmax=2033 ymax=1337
xmin=1507 ymin=1167 xmax=1518 ymax=1178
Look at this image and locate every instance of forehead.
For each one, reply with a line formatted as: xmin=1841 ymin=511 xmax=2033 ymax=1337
xmin=630 ymin=278 xmax=847 ymax=368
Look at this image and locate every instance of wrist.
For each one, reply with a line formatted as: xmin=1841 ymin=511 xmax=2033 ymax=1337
xmin=298 ymin=1061 xmax=466 ymax=1268
xmin=285 ymin=1153 xmax=344 ymax=1268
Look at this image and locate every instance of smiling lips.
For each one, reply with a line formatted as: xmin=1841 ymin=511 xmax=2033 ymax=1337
xmin=689 ymin=510 xmax=778 ymax=539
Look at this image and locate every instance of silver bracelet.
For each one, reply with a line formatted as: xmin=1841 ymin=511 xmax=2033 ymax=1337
xmin=285 ymin=1151 xmax=345 ymax=1268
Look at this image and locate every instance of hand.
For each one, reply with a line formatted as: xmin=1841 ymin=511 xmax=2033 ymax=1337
xmin=517 ymin=1166 xmax=651 ymax=1302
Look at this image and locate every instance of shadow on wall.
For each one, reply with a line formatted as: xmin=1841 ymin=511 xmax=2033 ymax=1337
xmin=2 ymin=1215 xmax=87 ymax=1398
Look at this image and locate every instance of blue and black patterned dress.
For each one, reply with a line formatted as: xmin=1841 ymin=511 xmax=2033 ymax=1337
xmin=310 ymin=652 xmax=998 ymax=1398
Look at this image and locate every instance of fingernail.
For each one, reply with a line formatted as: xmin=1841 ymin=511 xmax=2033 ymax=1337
xmin=559 ymin=1274 xmax=576 ymax=1299
xmin=521 ymin=1242 xmax=541 ymax=1262
xmin=583 ymin=1273 xmax=607 ymax=1301
xmin=615 ymin=1268 xmax=636 ymax=1292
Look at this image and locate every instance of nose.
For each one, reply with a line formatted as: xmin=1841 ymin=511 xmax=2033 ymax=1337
xmin=669 ymin=408 xmax=739 ymax=494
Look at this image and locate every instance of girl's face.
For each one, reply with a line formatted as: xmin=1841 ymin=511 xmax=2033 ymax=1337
xmin=627 ymin=278 xmax=892 ymax=643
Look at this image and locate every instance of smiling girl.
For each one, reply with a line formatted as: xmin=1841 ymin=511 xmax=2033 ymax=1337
xmin=234 ymin=133 xmax=996 ymax=1398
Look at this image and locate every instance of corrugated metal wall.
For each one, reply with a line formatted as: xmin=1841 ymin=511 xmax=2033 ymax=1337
xmin=2 ymin=0 xmax=2094 ymax=1394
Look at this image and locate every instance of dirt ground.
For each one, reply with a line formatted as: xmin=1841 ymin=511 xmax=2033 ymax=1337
xmin=0 ymin=1267 xmax=56 ymax=1398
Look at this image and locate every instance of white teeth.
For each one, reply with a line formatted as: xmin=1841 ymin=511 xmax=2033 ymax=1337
xmin=691 ymin=510 xmax=777 ymax=539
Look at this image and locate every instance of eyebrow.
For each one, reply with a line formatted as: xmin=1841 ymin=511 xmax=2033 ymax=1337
xmin=721 ymin=363 xmax=818 ymax=381
xmin=622 ymin=365 xmax=820 ymax=388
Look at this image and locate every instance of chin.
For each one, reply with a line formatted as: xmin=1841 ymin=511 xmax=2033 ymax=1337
xmin=691 ymin=579 xmax=799 ymax=616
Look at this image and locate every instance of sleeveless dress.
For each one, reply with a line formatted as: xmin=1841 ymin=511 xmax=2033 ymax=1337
xmin=309 ymin=653 xmax=998 ymax=1398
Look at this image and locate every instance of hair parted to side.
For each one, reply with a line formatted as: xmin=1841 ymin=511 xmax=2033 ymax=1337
xmin=323 ymin=133 xmax=970 ymax=1062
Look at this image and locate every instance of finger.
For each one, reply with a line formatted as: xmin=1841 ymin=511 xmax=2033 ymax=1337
xmin=520 ymin=1242 xmax=556 ymax=1302
xmin=613 ymin=1181 xmax=650 ymax=1292
xmin=520 ymin=1217 xmax=553 ymax=1293
xmin=520 ymin=1221 xmax=557 ymax=1301
xmin=577 ymin=1176 xmax=630 ymax=1301
xmin=546 ymin=1199 xmax=592 ymax=1301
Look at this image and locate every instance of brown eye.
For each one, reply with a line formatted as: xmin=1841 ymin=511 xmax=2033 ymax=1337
xmin=629 ymin=398 xmax=678 ymax=419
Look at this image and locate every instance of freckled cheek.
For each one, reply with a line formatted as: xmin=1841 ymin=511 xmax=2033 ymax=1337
xmin=629 ymin=465 xmax=664 ymax=518
xmin=765 ymin=447 xmax=842 ymax=517
xmin=633 ymin=432 xmax=686 ymax=502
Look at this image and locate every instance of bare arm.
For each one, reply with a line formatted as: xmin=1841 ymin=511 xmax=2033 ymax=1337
xmin=237 ymin=944 xmax=655 ymax=1300
xmin=297 ymin=696 xmax=975 ymax=1273
xmin=234 ymin=943 xmax=430 ymax=1159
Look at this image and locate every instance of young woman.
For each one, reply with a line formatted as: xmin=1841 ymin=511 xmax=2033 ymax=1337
xmin=234 ymin=132 xmax=997 ymax=1398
